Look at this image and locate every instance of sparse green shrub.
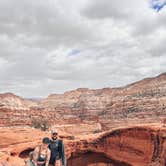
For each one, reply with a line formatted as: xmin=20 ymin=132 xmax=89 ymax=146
xmin=31 ymin=117 xmax=50 ymax=131
xmin=127 ymin=107 xmax=139 ymax=113
xmin=93 ymin=129 xmax=102 ymax=134
xmin=69 ymin=135 xmax=75 ymax=140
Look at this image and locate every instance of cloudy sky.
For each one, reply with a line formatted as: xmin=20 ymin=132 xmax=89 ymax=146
xmin=0 ymin=0 xmax=166 ymax=98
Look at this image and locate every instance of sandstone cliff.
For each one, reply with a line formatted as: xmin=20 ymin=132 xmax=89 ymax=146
xmin=0 ymin=93 xmax=37 ymax=110
xmin=1 ymin=125 xmax=166 ymax=166
xmin=0 ymin=73 xmax=166 ymax=129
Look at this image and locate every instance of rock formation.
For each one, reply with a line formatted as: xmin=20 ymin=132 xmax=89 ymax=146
xmin=1 ymin=125 xmax=166 ymax=166
xmin=0 ymin=93 xmax=37 ymax=110
xmin=0 ymin=73 xmax=166 ymax=130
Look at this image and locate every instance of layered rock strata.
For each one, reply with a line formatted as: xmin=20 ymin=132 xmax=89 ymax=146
xmin=0 ymin=73 xmax=166 ymax=130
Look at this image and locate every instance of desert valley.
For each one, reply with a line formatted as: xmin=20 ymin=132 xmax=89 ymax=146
xmin=0 ymin=72 xmax=166 ymax=166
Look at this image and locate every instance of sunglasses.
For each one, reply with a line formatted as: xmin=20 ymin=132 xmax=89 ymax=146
xmin=52 ymin=133 xmax=58 ymax=136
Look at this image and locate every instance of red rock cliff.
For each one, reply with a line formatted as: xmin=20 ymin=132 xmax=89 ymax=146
xmin=1 ymin=125 xmax=166 ymax=166
xmin=0 ymin=73 xmax=166 ymax=129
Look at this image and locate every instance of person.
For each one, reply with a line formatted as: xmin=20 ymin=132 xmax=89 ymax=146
xmin=48 ymin=130 xmax=66 ymax=166
xmin=33 ymin=137 xmax=51 ymax=166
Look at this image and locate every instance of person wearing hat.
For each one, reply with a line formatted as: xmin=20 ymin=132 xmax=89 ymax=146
xmin=33 ymin=137 xmax=51 ymax=166
xmin=48 ymin=130 xmax=66 ymax=166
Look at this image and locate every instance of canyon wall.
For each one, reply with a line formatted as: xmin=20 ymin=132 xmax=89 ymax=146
xmin=0 ymin=73 xmax=166 ymax=130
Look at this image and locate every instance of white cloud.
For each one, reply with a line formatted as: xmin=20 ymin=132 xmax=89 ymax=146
xmin=0 ymin=0 xmax=165 ymax=97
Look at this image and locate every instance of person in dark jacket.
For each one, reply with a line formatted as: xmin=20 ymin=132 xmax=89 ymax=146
xmin=48 ymin=129 xmax=66 ymax=166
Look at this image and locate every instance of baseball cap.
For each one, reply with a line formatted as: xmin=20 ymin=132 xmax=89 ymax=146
xmin=52 ymin=129 xmax=58 ymax=134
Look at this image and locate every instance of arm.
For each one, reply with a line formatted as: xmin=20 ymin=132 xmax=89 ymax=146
xmin=61 ymin=142 xmax=66 ymax=166
xmin=33 ymin=146 xmax=39 ymax=166
xmin=45 ymin=149 xmax=51 ymax=166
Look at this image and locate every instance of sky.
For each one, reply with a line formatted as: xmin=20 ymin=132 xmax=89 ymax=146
xmin=0 ymin=0 xmax=166 ymax=98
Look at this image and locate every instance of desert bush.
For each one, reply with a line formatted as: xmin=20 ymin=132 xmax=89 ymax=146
xmin=127 ymin=107 xmax=139 ymax=113
xmin=31 ymin=117 xmax=50 ymax=131
xmin=69 ymin=135 xmax=75 ymax=140
xmin=93 ymin=129 xmax=102 ymax=134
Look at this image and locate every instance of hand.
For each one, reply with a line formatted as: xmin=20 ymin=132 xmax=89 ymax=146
xmin=55 ymin=160 xmax=61 ymax=166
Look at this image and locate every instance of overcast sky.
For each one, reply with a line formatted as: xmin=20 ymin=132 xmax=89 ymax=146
xmin=0 ymin=0 xmax=165 ymax=98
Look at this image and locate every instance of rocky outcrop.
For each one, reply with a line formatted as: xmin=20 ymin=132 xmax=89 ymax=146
xmin=1 ymin=125 xmax=166 ymax=166
xmin=66 ymin=126 xmax=156 ymax=166
xmin=39 ymin=73 xmax=166 ymax=126
xmin=0 ymin=93 xmax=37 ymax=110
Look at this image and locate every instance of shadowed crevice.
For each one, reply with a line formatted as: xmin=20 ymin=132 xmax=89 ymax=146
xmin=67 ymin=151 xmax=132 ymax=166
xmin=19 ymin=148 xmax=34 ymax=158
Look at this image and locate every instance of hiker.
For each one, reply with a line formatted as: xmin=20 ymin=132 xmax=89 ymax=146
xmin=33 ymin=137 xmax=51 ymax=166
xmin=48 ymin=130 xmax=66 ymax=166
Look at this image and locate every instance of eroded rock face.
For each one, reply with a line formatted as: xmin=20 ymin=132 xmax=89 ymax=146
xmin=1 ymin=125 xmax=166 ymax=166
xmin=63 ymin=125 xmax=166 ymax=166
xmin=0 ymin=73 xmax=166 ymax=129
xmin=0 ymin=93 xmax=37 ymax=110
xmin=67 ymin=152 xmax=131 ymax=166
xmin=65 ymin=127 xmax=154 ymax=166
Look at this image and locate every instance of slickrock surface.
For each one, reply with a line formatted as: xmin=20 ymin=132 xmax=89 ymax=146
xmin=1 ymin=124 xmax=166 ymax=166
